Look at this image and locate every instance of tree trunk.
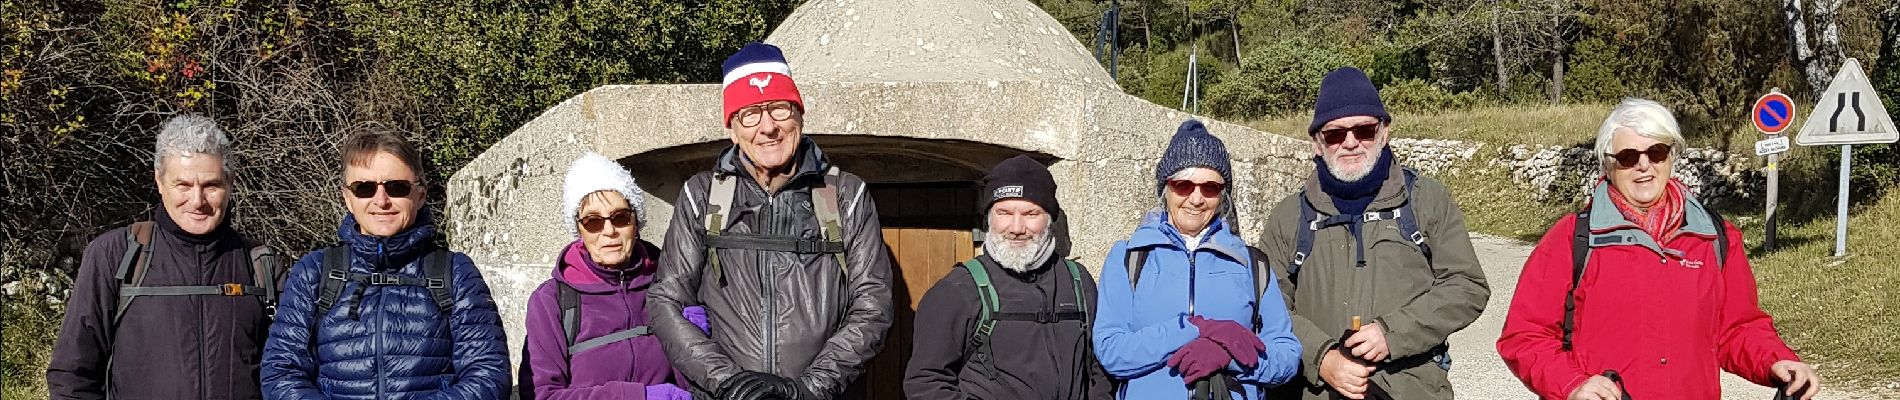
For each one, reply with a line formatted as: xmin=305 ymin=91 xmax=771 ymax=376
xmin=1548 ymin=4 xmax=1565 ymax=105
xmin=1787 ymin=0 xmax=1847 ymax=99
xmin=1231 ymin=13 xmax=1243 ymax=68
xmin=1876 ymin=0 xmax=1898 ymax=91
xmin=1494 ymin=5 xmax=1510 ymax=96
xmin=1141 ymin=0 xmax=1153 ymax=49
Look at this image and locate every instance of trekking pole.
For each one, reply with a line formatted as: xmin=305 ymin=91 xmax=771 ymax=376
xmin=1601 ymin=370 xmax=1634 ymax=400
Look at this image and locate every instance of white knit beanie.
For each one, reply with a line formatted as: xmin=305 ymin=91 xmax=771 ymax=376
xmin=562 ymin=152 xmax=646 ymax=236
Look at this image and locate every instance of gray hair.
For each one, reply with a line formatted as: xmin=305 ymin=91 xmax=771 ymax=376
xmin=1594 ymin=98 xmax=1684 ymax=172
xmin=152 ymin=114 xmax=234 ymax=175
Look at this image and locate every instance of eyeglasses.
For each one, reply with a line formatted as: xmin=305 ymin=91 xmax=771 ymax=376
xmin=1607 ymin=143 xmax=1672 ymax=168
xmin=1166 ymin=179 xmax=1226 ymax=197
xmin=1316 ymin=122 xmax=1382 ymax=146
xmin=346 ymin=180 xmax=418 ymax=199
xmin=733 ymin=101 xmax=799 ymax=128
xmin=579 ymin=209 xmax=636 ymax=233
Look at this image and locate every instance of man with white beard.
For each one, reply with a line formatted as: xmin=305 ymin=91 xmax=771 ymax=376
xmin=1261 ymin=67 xmax=1488 ymax=400
xmin=903 ymin=155 xmax=1112 ymax=400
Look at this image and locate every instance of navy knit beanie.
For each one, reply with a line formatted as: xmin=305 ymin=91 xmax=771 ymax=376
xmin=1154 ymin=119 xmax=1233 ymax=194
xmin=1308 ymin=67 xmax=1390 ymax=134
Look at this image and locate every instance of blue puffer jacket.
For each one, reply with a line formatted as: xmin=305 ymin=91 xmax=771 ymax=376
xmin=1093 ymin=211 xmax=1301 ymax=400
xmin=261 ymin=211 xmax=510 ymax=400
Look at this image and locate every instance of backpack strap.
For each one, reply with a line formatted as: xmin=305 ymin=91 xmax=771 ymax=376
xmin=704 ymin=173 xmax=738 ymax=286
xmin=1395 ymin=168 xmax=1432 ymax=259
xmin=422 ymin=249 xmax=455 ymax=314
xmin=1562 ymin=211 xmax=1591 ymax=351
xmin=568 ymin=326 xmax=651 ymax=355
xmin=112 ymin=222 xmax=156 ymax=325
xmin=1288 ymin=195 xmax=1320 ymax=282
xmin=248 ymin=244 xmax=283 ymax=317
xmin=1124 ymin=243 xmax=1150 ymax=291
xmin=558 ymin=281 xmax=582 ymax=350
xmin=1246 ymin=245 xmax=1271 ymax=332
xmin=959 ymin=259 xmax=1002 ymax=381
xmin=314 ymin=245 xmax=351 ymax=317
xmin=1707 ymin=208 xmax=1729 ymax=270
xmin=812 ymin=166 xmax=849 ymax=271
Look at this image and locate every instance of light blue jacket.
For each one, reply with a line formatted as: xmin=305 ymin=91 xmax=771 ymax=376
xmin=1093 ymin=212 xmax=1300 ymax=399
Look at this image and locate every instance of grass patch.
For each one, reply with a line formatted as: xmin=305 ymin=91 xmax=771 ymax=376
xmin=1738 ymin=188 xmax=1900 ymax=386
xmin=3 ymin=284 xmax=61 ymax=400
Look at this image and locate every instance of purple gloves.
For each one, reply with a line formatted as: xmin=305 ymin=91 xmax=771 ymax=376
xmin=1166 ymin=338 xmax=1229 ymax=384
xmin=1190 ymin=316 xmax=1265 ymax=368
xmin=684 ymin=305 xmax=710 ymax=334
xmin=645 ymin=383 xmax=691 ymax=400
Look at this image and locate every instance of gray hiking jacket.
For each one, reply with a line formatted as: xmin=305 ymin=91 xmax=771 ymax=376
xmin=647 ymin=138 xmax=894 ymax=400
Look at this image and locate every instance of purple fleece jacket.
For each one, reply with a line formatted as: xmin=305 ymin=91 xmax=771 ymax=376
xmin=517 ymin=240 xmax=688 ymax=400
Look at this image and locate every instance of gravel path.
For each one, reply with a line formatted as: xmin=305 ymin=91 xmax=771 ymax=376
xmin=1446 ymin=235 xmax=1867 ymax=400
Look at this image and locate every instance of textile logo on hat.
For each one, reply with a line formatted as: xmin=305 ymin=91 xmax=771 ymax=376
xmin=749 ymin=75 xmax=772 ymax=94
xmin=993 ymin=185 xmax=1024 ymax=201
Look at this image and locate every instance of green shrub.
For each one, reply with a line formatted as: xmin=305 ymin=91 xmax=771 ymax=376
xmin=1378 ymin=78 xmax=1487 ymax=113
xmin=1204 ymin=39 xmax=1353 ymax=119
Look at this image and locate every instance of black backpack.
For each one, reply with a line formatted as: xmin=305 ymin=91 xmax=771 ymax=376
xmin=312 ymin=245 xmax=455 ymax=321
xmin=553 ymin=281 xmax=651 ymax=356
xmin=113 ymin=221 xmax=285 ymax=325
xmin=1560 ymin=208 xmax=1729 ymax=351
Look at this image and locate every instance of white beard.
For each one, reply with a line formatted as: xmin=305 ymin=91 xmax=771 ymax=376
xmin=1323 ymin=149 xmax=1377 ymax=182
xmin=984 ymin=229 xmax=1055 ymax=273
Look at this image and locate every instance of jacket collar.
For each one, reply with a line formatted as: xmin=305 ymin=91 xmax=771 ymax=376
xmin=1127 ymin=209 xmax=1248 ymax=263
xmin=553 ymin=239 xmax=658 ymax=294
xmin=1584 ymin=182 xmax=1720 ymax=253
xmin=1301 ymin=153 xmax=1410 ymax=216
xmin=337 ymin=207 xmax=440 ymax=270
xmin=712 ymin=136 xmax=832 ymax=190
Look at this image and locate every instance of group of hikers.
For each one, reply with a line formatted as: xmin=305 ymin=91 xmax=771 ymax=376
xmin=46 ymin=42 xmax=1825 ymax=400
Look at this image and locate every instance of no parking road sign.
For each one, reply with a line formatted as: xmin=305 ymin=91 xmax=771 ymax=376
xmin=1753 ymin=91 xmax=1797 ymax=135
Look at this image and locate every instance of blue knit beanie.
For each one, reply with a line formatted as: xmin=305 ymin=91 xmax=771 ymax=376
xmin=1308 ymin=67 xmax=1390 ymax=134
xmin=1154 ymin=119 xmax=1233 ymax=194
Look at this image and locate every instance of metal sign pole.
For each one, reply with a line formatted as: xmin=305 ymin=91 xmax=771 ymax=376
xmin=1835 ymin=144 xmax=1852 ymax=257
xmin=1765 ymin=144 xmax=1779 ymax=250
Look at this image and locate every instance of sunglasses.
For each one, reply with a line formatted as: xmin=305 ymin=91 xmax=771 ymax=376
xmin=1607 ymin=143 xmax=1672 ymax=168
xmin=346 ymin=180 xmax=418 ymax=199
xmin=1316 ymin=122 xmax=1381 ymax=146
xmin=1166 ymin=179 xmax=1226 ymax=197
xmin=579 ymin=209 xmax=636 ymax=233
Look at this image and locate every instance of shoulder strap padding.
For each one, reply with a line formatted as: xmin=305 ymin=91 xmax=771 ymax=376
xmin=558 ymin=281 xmax=581 ymax=350
xmin=248 ymin=244 xmax=283 ymax=311
xmin=112 ymin=222 xmax=156 ymax=325
xmin=1246 ymin=245 xmax=1271 ymax=332
xmin=423 ymin=249 xmax=455 ymax=314
xmin=813 ymin=167 xmax=848 ymax=270
xmin=315 ymin=245 xmax=351 ymax=317
xmin=1563 ymin=211 xmax=1590 ymax=351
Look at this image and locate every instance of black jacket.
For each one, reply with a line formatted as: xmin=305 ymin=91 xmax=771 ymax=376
xmin=647 ymin=138 xmax=894 ymax=399
xmin=902 ymin=254 xmax=1112 ymax=400
xmin=47 ymin=211 xmax=274 ymax=400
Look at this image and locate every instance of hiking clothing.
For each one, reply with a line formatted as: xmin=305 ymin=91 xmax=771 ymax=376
xmin=1094 ymin=214 xmax=1300 ymax=400
xmin=1260 ymin=160 xmax=1489 ymax=400
xmin=903 ymin=254 xmax=1112 ymax=400
xmin=519 ymin=240 xmax=685 ymax=400
xmin=1498 ymin=183 xmax=1800 ymax=400
xmin=647 ymin=138 xmax=894 ymax=399
xmin=259 ymin=212 xmax=510 ymax=400
xmin=47 ymin=211 xmax=275 ymax=400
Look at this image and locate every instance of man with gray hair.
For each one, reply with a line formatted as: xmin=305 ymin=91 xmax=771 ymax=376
xmin=47 ymin=114 xmax=286 ymax=400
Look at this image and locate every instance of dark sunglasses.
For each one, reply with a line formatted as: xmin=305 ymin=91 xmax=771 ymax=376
xmin=346 ymin=180 xmax=417 ymax=199
xmin=1607 ymin=143 xmax=1672 ymax=168
xmin=579 ymin=209 xmax=636 ymax=233
xmin=1316 ymin=122 xmax=1381 ymax=146
xmin=1166 ymin=179 xmax=1226 ymax=197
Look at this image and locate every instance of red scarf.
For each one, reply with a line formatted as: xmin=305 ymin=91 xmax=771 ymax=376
xmin=1605 ymin=178 xmax=1688 ymax=243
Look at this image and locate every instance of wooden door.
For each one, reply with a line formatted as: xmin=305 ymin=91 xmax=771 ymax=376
xmin=861 ymin=227 xmax=974 ymax=399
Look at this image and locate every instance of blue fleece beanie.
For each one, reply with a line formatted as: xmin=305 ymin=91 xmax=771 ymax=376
xmin=1308 ymin=67 xmax=1391 ymax=135
xmin=1154 ymin=119 xmax=1233 ymax=195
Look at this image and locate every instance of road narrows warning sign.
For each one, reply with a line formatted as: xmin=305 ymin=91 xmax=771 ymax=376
xmin=1795 ymin=58 xmax=1898 ymax=146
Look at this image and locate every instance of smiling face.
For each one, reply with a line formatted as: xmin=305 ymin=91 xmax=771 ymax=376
xmin=154 ymin=154 xmax=229 ymax=235
xmin=1163 ymin=167 xmax=1224 ymax=235
xmin=727 ymin=100 xmax=804 ymax=173
xmin=985 ymin=199 xmax=1052 ymax=271
xmin=342 ymin=151 xmax=424 ymax=237
xmin=576 ymin=191 xmax=638 ymax=267
xmin=1314 ymin=115 xmax=1389 ymax=182
xmin=1606 ymin=128 xmax=1674 ymax=210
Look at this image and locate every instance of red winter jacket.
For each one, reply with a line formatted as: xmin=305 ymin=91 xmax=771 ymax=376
xmin=1498 ymin=187 xmax=1799 ymax=400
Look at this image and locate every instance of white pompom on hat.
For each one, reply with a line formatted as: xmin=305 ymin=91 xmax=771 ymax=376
xmin=562 ymin=152 xmax=646 ymax=236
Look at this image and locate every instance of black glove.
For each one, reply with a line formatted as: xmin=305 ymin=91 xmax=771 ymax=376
xmin=717 ymin=371 xmax=782 ymax=400
xmin=770 ymin=377 xmax=820 ymax=400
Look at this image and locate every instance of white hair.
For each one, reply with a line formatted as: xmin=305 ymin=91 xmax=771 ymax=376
xmin=152 ymin=114 xmax=233 ymax=175
xmin=1594 ymin=98 xmax=1684 ymax=172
